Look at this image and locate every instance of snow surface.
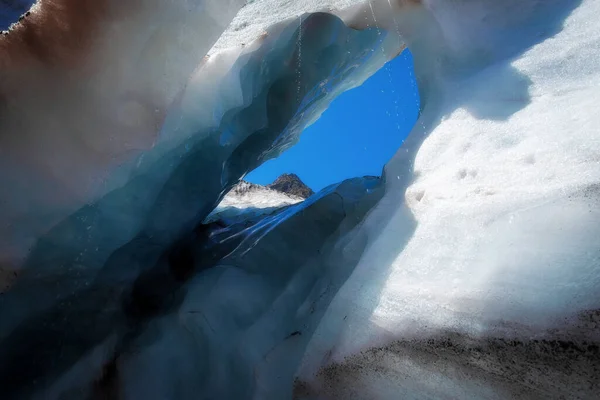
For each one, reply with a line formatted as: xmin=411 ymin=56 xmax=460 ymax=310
xmin=170 ymin=0 xmax=600 ymax=396
xmin=210 ymin=0 xmax=363 ymax=54
xmin=295 ymin=0 xmax=600 ymax=397
xmin=205 ymin=181 xmax=304 ymax=223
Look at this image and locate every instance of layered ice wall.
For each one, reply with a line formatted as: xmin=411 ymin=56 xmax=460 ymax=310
xmin=0 ymin=6 xmax=395 ymax=399
xmin=118 ymin=176 xmax=384 ymax=400
xmin=0 ymin=0 xmax=598 ymax=399
xmin=0 ymin=0 xmax=246 ymax=267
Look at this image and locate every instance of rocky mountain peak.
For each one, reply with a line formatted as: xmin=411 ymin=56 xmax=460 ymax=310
xmin=267 ymin=173 xmax=314 ymax=199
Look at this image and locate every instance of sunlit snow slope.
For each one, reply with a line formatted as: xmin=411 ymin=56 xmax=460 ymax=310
xmin=295 ymin=0 xmax=600 ymax=398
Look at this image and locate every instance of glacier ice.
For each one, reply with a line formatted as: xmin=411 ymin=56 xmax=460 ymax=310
xmin=0 ymin=0 xmax=599 ymax=399
xmin=0 ymin=173 xmax=383 ymax=399
xmin=0 ymin=0 xmax=246 ymax=266
xmin=119 ymin=176 xmax=384 ymax=400
xmin=0 ymin=6 xmax=394 ymax=399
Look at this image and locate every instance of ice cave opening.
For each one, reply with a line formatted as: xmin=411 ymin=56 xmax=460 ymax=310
xmin=210 ymin=48 xmax=420 ymax=223
xmin=0 ymin=8 xmax=419 ymax=398
xmin=0 ymin=0 xmax=599 ymax=399
xmin=244 ymin=49 xmax=419 ymax=192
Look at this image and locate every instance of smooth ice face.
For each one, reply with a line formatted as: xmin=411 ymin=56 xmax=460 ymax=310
xmin=0 ymin=8 xmax=391 ymax=283
xmin=0 ymin=173 xmax=384 ymax=400
xmin=119 ymin=176 xmax=384 ymax=400
xmin=0 ymin=9 xmax=395 ymax=400
xmin=0 ymin=0 xmax=246 ymax=266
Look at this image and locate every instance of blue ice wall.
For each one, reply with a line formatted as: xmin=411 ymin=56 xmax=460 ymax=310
xmin=0 ymin=12 xmax=391 ymax=399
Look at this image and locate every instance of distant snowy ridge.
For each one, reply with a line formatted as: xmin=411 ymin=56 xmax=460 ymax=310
xmin=205 ymin=179 xmax=305 ymax=223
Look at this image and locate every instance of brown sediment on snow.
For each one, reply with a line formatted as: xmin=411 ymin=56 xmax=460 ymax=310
xmin=0 ymin=0 xmax=116 ymax=70
xmin=295 ymin=310 xmax=600 ymax=399
xmin=0 ymin=0 xmax=243 ymax=271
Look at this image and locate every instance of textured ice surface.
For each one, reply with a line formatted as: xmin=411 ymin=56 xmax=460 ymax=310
xmin=0 ymin=0 xmax=599 ymax=399
xmin=119 ymin=176 xmax=384 ymax=400
xmin=0 ymin=173 xmax=383 ymax=399
xmin=296 ymin=0 xmax=600 ymax=398
xmin=210 ymin=0 xmax=364 ymax=54
xmin=0 ymin=8 xmax=394 ymax=400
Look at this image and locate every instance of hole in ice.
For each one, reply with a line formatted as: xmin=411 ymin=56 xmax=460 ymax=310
xmin=235 ymin=50 xmax=419 ymax=209
xmin=0 ymin=8 xmax=426 ymax=397
xmin=414 ymin=190 xmax=425 ymax=202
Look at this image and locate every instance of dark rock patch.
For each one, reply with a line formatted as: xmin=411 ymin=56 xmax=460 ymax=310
xmin=268 ymin=173 xmax=315 ymax=199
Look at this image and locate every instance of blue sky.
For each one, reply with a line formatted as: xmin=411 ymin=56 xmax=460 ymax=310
xmin=246 ymin=50 xmax=420 ymax=192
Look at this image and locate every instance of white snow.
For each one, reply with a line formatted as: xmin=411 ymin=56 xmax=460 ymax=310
xmin=210 ymin=0 xmax=364 ymax=54
xmin=296 ymin=0 xmax=600 ymax=396
xmin=205 ymin=181 xmax=304 ymax=223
